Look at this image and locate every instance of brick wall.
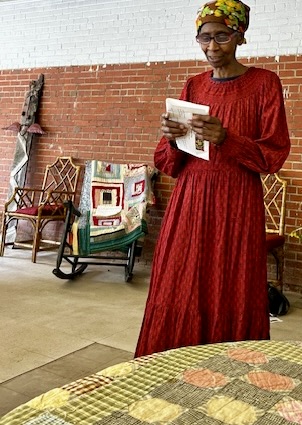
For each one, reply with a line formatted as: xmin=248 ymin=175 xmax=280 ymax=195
xmin=0 ymin=56 xmax=302 ymax=290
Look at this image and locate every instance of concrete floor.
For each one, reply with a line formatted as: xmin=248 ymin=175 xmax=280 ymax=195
xmin=1 ymin=248 xmax=302 ymax=417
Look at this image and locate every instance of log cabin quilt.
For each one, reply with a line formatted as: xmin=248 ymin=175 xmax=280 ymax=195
xmin=72 ymin=161 xmax=156 ymax=255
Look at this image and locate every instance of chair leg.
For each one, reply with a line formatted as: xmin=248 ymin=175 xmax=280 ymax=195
xmin=271 ymin=246 xmax=284 ymax=292
xmin=0 ymin=213 xmax=7 ymax=256
xmin=276 ymin=246 xmax=284 ymax=292
xmin=32 ymin=222 xmax=41 ymax=263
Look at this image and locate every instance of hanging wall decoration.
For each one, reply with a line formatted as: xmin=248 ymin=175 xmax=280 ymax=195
xmin=2 ymin=73 xmax=45 ymax=242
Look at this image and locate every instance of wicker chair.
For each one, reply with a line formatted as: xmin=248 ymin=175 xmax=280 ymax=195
xmin=262 ymin=173 xmax=287 ymax=291
xmin=0 ymin=157 xmax=81 ymax=262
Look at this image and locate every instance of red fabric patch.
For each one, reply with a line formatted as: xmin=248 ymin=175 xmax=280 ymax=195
xmin=266 ymin=234 xmax=285 ymax=251
xmin=15 ymin=205 xmax=64 ymax=216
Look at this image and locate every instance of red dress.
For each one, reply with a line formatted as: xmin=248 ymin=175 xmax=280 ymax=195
xmin=135 ymin=67 xmax=290 ymax=358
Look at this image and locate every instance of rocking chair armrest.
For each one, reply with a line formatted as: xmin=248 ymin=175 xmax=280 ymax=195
xmin=63 ymin=200 xmax=81 ymax=217
xmin=64 ymin=200 xmax=82 ymax=217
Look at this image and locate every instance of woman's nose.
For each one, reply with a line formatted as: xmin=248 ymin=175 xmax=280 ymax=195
xmin=208 ymin=39 xmax=219 ymax=49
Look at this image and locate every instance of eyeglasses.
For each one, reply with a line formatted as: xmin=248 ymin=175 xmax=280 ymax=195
xmin=196 ymin=32 xmax=237 ymax=45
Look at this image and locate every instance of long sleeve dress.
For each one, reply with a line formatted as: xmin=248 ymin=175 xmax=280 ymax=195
xmin=135 ymin=67 xmax=291 ymax=358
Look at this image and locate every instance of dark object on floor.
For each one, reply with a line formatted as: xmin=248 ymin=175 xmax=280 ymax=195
xmin=268 ymin=284 xmax=290 ymax=316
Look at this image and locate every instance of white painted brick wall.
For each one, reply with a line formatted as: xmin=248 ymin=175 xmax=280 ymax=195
xmin=0 ymin=0 xmax=301 ymax=70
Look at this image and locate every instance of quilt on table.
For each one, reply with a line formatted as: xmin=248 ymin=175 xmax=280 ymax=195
xmin=2 ymin=340 xmax=302 ymax=425
xmin=72 ymin=161 xmax=156 ymax=255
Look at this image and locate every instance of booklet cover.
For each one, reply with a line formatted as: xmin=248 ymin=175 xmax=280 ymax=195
xmin=166 ymin=98 xmax=210 ymax=160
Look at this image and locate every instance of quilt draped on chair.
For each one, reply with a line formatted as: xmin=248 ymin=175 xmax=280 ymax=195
xmin=72 ymin=161 xmax=156 ymax=255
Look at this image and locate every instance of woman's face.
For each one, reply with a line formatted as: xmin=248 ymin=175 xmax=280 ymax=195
xmin=197 ymin=22 xmax=242 ymax=69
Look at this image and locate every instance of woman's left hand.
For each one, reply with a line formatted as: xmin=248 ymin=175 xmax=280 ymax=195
xmin=188 ymin=114 xmax=226 ymax=146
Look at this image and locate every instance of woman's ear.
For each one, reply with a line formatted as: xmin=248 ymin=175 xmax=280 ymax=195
xmin=237 ymin=33 xmax=245 ymax=45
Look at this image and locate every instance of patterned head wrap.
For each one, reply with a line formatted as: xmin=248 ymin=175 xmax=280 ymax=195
xmin=196 ymin=0 xmax=250 ymax=42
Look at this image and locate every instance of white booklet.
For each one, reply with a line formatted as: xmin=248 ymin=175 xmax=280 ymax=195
xmin=166 ymin=98 xmax=210 ymax=160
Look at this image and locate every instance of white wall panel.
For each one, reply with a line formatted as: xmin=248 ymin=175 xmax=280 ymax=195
xmin=0 ymin=0 xmax=300 ymax=70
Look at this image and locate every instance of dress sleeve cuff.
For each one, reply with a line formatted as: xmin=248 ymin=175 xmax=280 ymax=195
xmin=169 ymin=140 xmax=178 ymax=149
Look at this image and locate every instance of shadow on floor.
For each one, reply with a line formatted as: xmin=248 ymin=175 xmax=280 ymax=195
xmin=0 ymin=343 xmax=133 ymax=417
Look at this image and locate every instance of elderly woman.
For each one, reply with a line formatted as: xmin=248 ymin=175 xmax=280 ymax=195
xmin=135 ymin=0 xmax=290 ymax=357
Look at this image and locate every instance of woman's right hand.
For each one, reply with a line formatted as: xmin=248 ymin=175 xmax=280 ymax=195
xmin=161 ymin=113 xmax=188 ymax=141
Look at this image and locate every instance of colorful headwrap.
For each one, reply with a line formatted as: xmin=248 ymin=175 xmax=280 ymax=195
xmin=196 ymin=0 xmax=250 ymax=41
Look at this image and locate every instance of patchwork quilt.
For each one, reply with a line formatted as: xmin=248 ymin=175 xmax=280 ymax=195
xmin=72 ymin=161 xmax=156 ymax=255
xmin=2 ymin=340 xmax=302 ymax=425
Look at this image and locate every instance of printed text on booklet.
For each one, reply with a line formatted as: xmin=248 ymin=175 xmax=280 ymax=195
xmin=165 ymin=98 xmax=210 ymax=160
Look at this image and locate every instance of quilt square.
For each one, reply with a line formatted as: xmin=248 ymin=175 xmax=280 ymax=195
xmin=25 ymin=412 xmax=73 ymax=425
xmin=92 ymin=161 xmax=122 ymax=181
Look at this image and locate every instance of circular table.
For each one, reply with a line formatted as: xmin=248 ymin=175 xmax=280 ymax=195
xmin=1 ymin=340 xmax=302 ymax=424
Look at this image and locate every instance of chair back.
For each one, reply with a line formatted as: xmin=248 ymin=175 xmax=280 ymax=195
xmin=261 ymin=173 xmax=287 ymax=236
xmin=40 ymin=157 xmax=81 ymax=204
